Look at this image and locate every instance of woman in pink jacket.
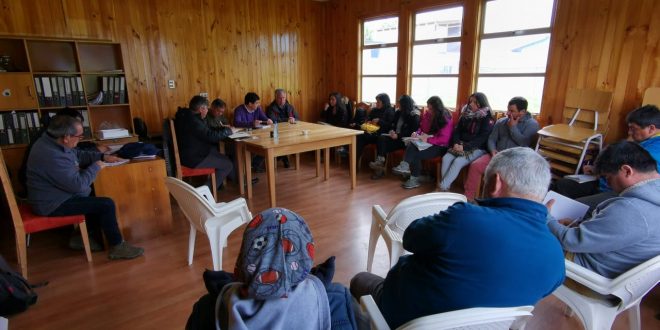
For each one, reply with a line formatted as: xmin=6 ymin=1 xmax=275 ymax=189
xmin=392 ymin=96 xmax=454 ymax=189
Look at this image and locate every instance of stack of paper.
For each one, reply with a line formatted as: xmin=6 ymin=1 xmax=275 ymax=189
xmin=98 ymin=128 xmax=130 ymax=140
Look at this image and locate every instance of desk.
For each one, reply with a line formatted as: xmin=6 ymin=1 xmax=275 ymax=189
xmin=236 ymin=122 xmax=362 ymax=207
xmin=94 ymin=158 xmax=173 ymax=242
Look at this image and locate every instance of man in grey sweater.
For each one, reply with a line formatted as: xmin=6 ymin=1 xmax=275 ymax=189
xmin=547 ymin=141 xmax=660 ymax=278
xmin=463 ymin=96 xmax=539 ymax=201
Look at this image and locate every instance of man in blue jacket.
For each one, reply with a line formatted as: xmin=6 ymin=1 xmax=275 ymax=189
xmin=350 ymin=147 xmax=565 ymax=329
xmin=547 ymin=141 xmax=660 ymax=278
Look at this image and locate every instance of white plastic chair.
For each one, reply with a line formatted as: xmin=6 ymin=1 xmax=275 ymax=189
xmin=552 ymin=255 xmax=660 ymax=330
xmin=165 ymin=177 xmax=252 ymax=270
xmin=367 ymin=192 xmax=467 ymax=272
xmin=360 ymin=295 xmax=533 ymax=330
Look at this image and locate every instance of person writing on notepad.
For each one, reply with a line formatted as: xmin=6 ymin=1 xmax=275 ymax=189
xmin=26 ymin=115 xmax=143 ymax=260
xmin=546 ymin=141 xmax=660 ymax=278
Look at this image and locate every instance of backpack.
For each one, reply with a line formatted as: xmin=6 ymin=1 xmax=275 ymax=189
xmin=0 ymin=255 xmax=38 ymax=317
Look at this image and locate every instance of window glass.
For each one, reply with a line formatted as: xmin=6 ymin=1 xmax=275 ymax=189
xmin=478 ymin=34 xmax=550 ymax=74
xmin=483 ymin=0 xmax=554 ymax=34
xmin=476 ymin=77 xmax=545 ymax=113
xmin=361 ymin=77 xmax=397 ymax=103
xmin=412 ymin=43 xmax=461 ymax=75
xmin=414 ymin=7 xmax=463 ymax=41
xmin=411 ymin=77 xmax=459 ymax=110
xmin=364 ymin=17 xmax=399 ymax=46
xmin=361 ymin=47 xmax=398 ymax=75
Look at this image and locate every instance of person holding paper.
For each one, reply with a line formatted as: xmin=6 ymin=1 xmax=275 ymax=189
xmin=206 ymin=98 xmax=230 ymax=129
xmin=232 ymin=92 xmax=273 ymax=128
xmin=554 ymin=105 xmax=660 ymax=214
xmin=463 ymin=96 xmax=539 ymax=201
xmin=391 ymin=96 xmax=452 ymax=189
xmin=547 ymin=141 xmax=660 ymax=278
xmin=351 ymin=148 xmax=565 ymax=329
xmin=368 ymin=95 xmax=420 ymax=180
xmin=437 ymin=92 xmax=495 ymax=192
xmin=175 ymin=95 xmax=234 ymax=189
xmin=26 ymin=115 xmax=143 ymax=260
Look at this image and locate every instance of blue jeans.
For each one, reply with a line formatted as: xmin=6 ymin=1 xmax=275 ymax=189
xmin=49 ymin=196 xmax=123 ymax=246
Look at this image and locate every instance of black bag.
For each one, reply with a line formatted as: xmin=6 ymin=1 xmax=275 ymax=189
xmin=0 ymin=255 xmax=38 ymax=317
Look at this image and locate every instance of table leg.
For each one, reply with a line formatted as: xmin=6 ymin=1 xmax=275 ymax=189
xmin=245 ymin=149 xmax=253 ymax=199
xmin=324 ymin=148 xmax=330 ymax=181
xmin=315 ymin=150 xmax=321 ymax=177
xmin=266 ymin=150 xmax=276 ymax=207
xmin=237 ymin=142 xmax=245 ymax=196
xmin=295 ymin=153 xmax=300 ymax=170
xmin=350 ymin=136 xmax=357 ymax=189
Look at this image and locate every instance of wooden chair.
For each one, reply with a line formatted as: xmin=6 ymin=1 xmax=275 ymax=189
xmin=166 ymin=118 xmax=218 ymax=202
xmin=535 ymin=88 xmax=613 ymax=176
xmin=0 ymin=150 xmax=91 ymax=279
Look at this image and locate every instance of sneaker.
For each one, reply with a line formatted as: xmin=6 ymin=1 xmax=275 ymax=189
xmin=371 ymin=169 xmax=385 ymax=180
xmin=369 ymin=157 xmax=385 ymax=171
xmin=402 ymin=176 xmax=421 ymax=189
xmin=108 ymin=241 xmax=144 ymax=260
xmin=69 ymin=234 xmax=104 ymax=252
xmin=392 ymin=161 xmax=410 ymax=176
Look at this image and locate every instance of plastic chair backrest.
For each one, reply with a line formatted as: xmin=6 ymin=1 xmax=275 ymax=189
xmin=164 ymin=177 xmax=216 ymax=233
xmin=607 ymin=254 xmax=660 ymax=310
xmin=398 ymin=306 xmax=534 ymax=330
xmin=386 ymin=192 xmax=467 ymax=234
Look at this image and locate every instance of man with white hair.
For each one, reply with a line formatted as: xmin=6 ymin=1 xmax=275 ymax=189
xmin=350 ymin=147 xmax=565 ymax=329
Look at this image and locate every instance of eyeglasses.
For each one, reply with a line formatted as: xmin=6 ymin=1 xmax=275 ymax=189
xmin=70 ymin=133 xmax=85 ymax=139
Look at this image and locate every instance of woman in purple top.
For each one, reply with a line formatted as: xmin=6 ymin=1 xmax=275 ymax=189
xmin=392 ymin=96 xmax=454 ymax=189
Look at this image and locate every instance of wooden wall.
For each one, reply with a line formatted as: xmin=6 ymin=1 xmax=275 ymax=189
xmin=323 ymin=0 xmax=660 ymax=142
xmin=0 ymin=0 xmax=326 ymax=133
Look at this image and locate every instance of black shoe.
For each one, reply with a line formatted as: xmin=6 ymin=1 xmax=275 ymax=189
xmin=282 ymin=158 xmax=290 ymax=168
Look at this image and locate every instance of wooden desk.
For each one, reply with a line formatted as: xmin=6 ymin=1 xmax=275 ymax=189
xmin=94 ymin=158 xmax=172 ymax=242
xmin=236 ymin=122 xmax=362 ymax=207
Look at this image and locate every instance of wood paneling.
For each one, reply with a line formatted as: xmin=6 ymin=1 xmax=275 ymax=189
xmin=0 ymin=0 xmax=326 ymax=133
xmin=323 ymin=0 xmax=660 ymax=142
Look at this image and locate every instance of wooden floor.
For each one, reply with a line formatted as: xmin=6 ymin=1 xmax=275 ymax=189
xmin=2 ymin=154 xmax=659 ymax=329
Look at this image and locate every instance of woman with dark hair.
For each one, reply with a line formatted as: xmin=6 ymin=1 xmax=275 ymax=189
xmin=393 ymin=96 xmax=454 ymax=189
xmin=437 ymin=92 xmax=494 ymax=191
xmin=369 ymin=95 xmax=420 ymax=179
xmin=321 ymin=92 xmax=348 ymax=127
xmin=355 ymin=93 xmax=396 ymax=159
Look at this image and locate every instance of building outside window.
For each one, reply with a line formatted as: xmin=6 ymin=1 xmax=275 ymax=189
xmin=361 ymin=17 xmax=398 ymax=102
xmin=476 ymin=0 xmax=555 ymax=113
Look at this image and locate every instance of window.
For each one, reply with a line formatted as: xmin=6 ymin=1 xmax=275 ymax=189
xmin=411 ymin=6 xmax=463 ymax=108
xmin=476 ymin=0 xmax=555 ymax=113
xmin=361 ymin=17 xmax=398 ymax=102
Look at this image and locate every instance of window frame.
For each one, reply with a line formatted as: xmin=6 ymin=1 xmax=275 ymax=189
xmin=359 ymin=15 xmax=399 ymax=102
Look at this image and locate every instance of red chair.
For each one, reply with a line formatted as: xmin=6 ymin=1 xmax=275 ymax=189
xmin=0 ymin=151 xmax=91 ymax=279
xmin=168 ymin=118 xmax=218 ymax=201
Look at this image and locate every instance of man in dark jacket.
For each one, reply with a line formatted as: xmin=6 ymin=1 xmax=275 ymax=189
xmin=350 ymin=148 xmax=565 ymax=329
xmin=265 ymin=89 xmax=299 ymax=168
xmin=174 ymin=96 xmax=233 ymax=190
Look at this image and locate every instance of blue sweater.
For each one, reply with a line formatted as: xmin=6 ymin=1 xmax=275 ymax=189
xmin=379 ymin=198 xmax=565 ymax=329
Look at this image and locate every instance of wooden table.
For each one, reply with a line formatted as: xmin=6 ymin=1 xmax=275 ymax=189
xmin=94 ymin=158 xmax=173 ymax=242
xmin=236 ymin=121 xmax=362 ymax=207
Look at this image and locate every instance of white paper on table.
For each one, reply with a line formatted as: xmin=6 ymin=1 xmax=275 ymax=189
xmin=543 ymin=190 xmax=590 ymax=222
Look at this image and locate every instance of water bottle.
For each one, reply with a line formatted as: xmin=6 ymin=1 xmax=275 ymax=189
xmin=273 ymin=121 xmax=279 ymax=139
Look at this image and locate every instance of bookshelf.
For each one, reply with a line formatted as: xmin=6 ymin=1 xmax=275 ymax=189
xmin=0 ymin=36 xmax=136 ymax=193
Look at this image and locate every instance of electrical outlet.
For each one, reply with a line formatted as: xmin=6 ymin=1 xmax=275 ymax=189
xmin=168 ymin=80 xmax=175 ymax=89
xmin=200 ymin=92 xmax=208 ymax=98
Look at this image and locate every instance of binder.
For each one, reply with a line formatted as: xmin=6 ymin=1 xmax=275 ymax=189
xmin=81 ymin=110 xmax=92 ymax=138
xmin=50 ymin=77 xmax=60 ymax=106
xmin=102 ymin=76 xmax=109 ymax=104
xmin=119 ymin=76 xmax=126 ymax=104
xmin=57 ymin=77 xmax=66 ymax=106
xmin=64 ymin=77 xmax=73 ymax=106
xmin=33 ymin=77 xmax=45 ymax=107
xmin=41 ymin=77 xmax=53 ymax=106
xmin=107 ymin=76 xmax=115 ymax=104
xmin=76 ymin=77 xmax=85 ymax=105
xmin=32 ymin=112 xmax=41 ymax=129
xmin=17 ymin=112 xmax=29 ymax=144
xmin=113 ymin=76 xmax=120 ymax=104
xmin=0 ymin=115 xmax=7 ymax=146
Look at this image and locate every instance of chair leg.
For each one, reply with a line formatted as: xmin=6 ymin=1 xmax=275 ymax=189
xmin=389 ymin=242 xmax=402 ymax=268
xmin=78 ymin=221 xmax=93 ymax=262
xmin=210 ymin=173 xmax=217 ymax=202
xmin=366 ymin=219 xmax=381 ymax=272
xmin=188 ymin=224 xmax=197 ymax=266
xmin=207 ymin=227 xmax=222 ymax=271
xmin=15 ymin=229 xmax=28 ymax=278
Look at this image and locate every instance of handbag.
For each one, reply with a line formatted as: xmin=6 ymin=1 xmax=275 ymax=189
xmin=0 ymin=255 xmax=38 ymax=317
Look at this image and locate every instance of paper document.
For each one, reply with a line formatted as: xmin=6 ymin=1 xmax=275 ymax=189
xmin=543 ymin=190 xmax=590 ymax=222
xmin=411 ymin=140 xmax=433 ymax=151
xmin=565 ymin=174 xmax=598 ymax=183
xmin=132 ymin=155 xmax=157 ymax=160
xmin=229 ymin=131 xmax=251 ymax=139
xmin=102 ymin=159 xmax=130 ymax=167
